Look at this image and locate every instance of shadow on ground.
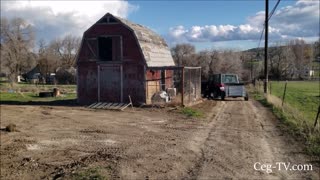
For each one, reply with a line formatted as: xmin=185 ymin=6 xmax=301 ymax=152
xmin=0 ymin=99 xmax=79 ymax=106
xmin=205 ymin=98 xmax=246 ymax=101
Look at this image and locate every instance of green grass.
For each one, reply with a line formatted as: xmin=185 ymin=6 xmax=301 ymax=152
xmin=0 ymin=81 xmax=76 ymax=92
xmin=0 ymin=82 xmax=77 ymax=104
xmin=251 ymin=86 xmax=320 ymax=156
xmin=0 ymin=92 xmax=76 ymax=102
xmin=71 ymin=167 xmax=107 ymax=180
xmin=269 ymin=81 xmax=319 ymax=125
xmin=311 ymin=62 xmax=320 ymax=77
xmin=181 ymin=107 xmax=204 ymax=118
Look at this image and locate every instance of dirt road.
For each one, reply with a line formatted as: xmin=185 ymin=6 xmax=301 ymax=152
xmin=192 ymin=100 xmax=319 ymax=179
xmin=1 ymin=99 xmax=319 ymax=179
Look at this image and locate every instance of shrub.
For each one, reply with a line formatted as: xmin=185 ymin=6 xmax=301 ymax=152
xmin=181 ymin=107 xmax=203 ymax=118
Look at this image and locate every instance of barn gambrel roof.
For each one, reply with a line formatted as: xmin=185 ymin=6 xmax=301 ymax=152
xmin=97 ymin=13 xmax=175 ymax=67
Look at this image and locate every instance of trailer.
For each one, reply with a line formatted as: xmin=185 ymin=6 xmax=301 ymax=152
xmin=202 ymin=73 xmax=249 ymax=101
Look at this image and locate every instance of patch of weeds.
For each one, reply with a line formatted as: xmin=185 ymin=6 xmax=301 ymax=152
xmin=272 ymin=106 xmax=302 ymax=136
xmin=251 ymin=89 xmax=320 ymax=156
xmin=306 ymin=133 xmax=320 ymax=156
xmin=71 ymin=167 xmax=107 ymax=180
xmin=181 ymin=107 xmax=204 ymax=118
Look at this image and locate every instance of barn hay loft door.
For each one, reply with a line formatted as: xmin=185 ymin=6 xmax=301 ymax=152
xmin=98 ymin=65 xmax=123 ymax=103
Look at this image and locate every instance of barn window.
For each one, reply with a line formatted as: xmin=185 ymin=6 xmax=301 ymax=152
xmin=98 ymin=36 xmax=122 ymax=61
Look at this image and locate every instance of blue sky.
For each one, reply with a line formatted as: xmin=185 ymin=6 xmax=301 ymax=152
xmin=129 ymin=1 xmax=287 ymax=28
xmin=1 ymin=0 xmax=319 ymax=51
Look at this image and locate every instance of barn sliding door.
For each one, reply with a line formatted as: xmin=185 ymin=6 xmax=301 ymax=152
xmin=98 ymin=65 xmax=123 ymax=102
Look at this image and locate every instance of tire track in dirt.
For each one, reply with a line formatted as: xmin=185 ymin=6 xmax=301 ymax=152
xmin=1 ymin=102 xmax=318 ymax=179
xmin=191 ymin=99 xmax=319 ymax=179
xmin=184 ymin=101 xmax=227 ymax=179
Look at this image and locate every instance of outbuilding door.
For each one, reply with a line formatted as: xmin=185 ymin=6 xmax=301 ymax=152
xmin=98 ymin=65 xmax=123 ymax=102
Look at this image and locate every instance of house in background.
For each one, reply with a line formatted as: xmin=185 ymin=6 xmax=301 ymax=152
xmin=22 ymin=64 xmax=42 ymax=83
xmin=22 ymin=64 xmax=57 ymax=84
xmin=76 ymin=13 xmax=176 ymax=105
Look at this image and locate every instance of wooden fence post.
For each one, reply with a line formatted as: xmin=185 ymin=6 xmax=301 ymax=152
xmin=314 ymin=105 xmax=320 ymax=128
xmin=282 ymin=81 xmax=288 ymax=107
xmin=181 ymin=67 xmax=184 ymax=106
xmin=128 ymin=95 xmax=133 ymax=109
xmin=269 ymin=80 xmax=272 ymax=95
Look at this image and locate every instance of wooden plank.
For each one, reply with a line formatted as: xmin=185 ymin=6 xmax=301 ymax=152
xmin=103 ymin=103 xmax=114 ymax=109
xmin=94 ymin=103 xmax=103 ymax=109
xmin=88 ymin=102 xmax=132 ymax=111
xmin=88 ymin=102 xmax=97 ymax=108
xmin=92 ymin=102 xmax=102 ymax=109
xmin=102 ymin=102 xmax=110 ymax=108
xmin=102 ymin=102 xmax=113 ymax=109
xmin=90 ymin=102 xmax=99 ymax=109
xmin=105 ymin=103 xmax=115 ymax=109
xmin=146 ymin=80 xmax=160 ymax=104
xmin=120 ymin=103 xmax=131 ymax=111
xmin=109 ymin=103 xmax=119 ymax=109
xmin=97 ymin=102 xmax=108 ymax=109
xmin=114 ymin=103 xmax=124 ymax=110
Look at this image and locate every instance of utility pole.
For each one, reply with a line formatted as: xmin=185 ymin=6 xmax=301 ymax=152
xmin=264 ymin=0 xmax=269 ymax=93
xmin=251 ymin=60 xmax=253 ymax=81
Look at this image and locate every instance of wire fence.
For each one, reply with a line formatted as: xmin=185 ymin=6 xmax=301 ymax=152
xmin=146 ymin=67 xmax=201 ymax=106
xmin=254 ymin=80 xmax=320 ymax=133
xmin=183 ymin=67 xmax=202 ymax=106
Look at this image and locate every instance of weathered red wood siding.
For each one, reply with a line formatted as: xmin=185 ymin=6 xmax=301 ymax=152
xmin=77 ymin=62 xmax=98 ymax=104
xmin=77 ymin=22 xmax=146 ymax=105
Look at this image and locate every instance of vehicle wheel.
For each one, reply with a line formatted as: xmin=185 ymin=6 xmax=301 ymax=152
xmin=244 ymin=93 xmax=249 ymax=101
xmin=221 ymin=92 xmax=225 ymax=100
xmin=213 ymin=91 xmax=218 ymax=98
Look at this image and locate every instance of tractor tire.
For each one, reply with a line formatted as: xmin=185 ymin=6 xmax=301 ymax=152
xmin=39 ymin=92 xmax=53 ymax=97
xmin=221 ymin=92 xmax=225 ymax=101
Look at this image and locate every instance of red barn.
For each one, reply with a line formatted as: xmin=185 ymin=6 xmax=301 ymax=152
xmin=76 ymin=13 xmax=176 ymax=105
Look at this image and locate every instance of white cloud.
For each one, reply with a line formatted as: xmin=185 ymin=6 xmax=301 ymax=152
xmin=167 ymin=0 xmax=319 ymax=45
xmin=1 ymin=0 xmax=139 ymax=41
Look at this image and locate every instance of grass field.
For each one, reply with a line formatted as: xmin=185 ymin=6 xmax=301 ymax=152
xmin=252 ymin=81 xmax=320 ymax=155
xmin=0 ymin=81 xmax=77 ymax=104
xmin=0 ymin=92 xmax=76 ymax=102
xmin=269 ymin=81 xmax=319 ymax=124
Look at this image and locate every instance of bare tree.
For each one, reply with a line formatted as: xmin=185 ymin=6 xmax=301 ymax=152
xmin=194 ymin=50 xmax=221 ymax=80
xmin=0 ymin=17 xmax=35 ymax=83
xmin=215 ymin=50 xmax=243 ymax=75
xmin=171 ymin=44 xmax=245 ymax=80
xmin=289 ymin=39 xmax=313 ymax=79
xmin=268 ymin=44 xmax=296 ymax=80
xmin=194 ymin=50 xmax=211 ymax=79
xmin=314 ymin=40 xmax=320 ymax=59
xmin=50 ymin=35 xmax=81 ymax=68
xmin=171 ymin=43 xmax=196 ymax=66
xmin=37 ymin=39 xmax=60 ymax=78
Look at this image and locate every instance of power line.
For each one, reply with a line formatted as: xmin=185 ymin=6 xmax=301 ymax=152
xmin=257 ymin=0 xmax=281 ymax=50
xmin=257 ymin=25 xmax=265 ymax=49
xmin=263 ymin=0 xmax=281 ymax=93
xmin=264 ymin=0 xmax=269 ymax=93
xmin=268 ymin=0 xmax=281 ymax=20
